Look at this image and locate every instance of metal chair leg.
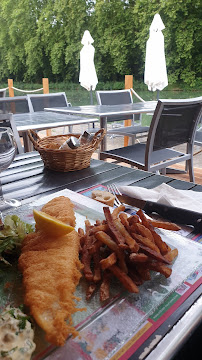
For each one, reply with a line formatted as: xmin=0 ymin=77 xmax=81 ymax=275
xmin=187 ymin=158 xmax=195 ymax=183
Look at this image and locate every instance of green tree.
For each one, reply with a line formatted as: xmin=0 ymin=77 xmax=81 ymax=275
xmin=0 ymin=0 xmax=201 ymax=85
xmin=0 ymin=0 xmax=44 ymax=81
xmin=37 ymin=0 xmax=89 ymax=81
xmin=0 ymin=0 xmax=89 ymax=82
xmin=91 ymin=0 xmax=137 ymax=81
xmin=133 ymin=0 xmax=202 ymax=86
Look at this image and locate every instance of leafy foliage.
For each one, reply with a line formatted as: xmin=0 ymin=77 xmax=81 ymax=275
xmin=0 ymin=215 xmax=33 ymax=264
xmin=132 ymin=0 xmax=202 ymax=86
xmin=0 ymin=0 xmax=201 ymax=86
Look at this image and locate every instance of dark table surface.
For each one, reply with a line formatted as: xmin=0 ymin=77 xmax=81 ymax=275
xmin=2 ymin=151 xmax=202 ymax=204
xmin=1 ymin=152 xmax=201 ymax=360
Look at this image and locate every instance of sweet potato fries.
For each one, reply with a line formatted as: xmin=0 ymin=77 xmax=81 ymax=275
xmin=79 ymin=206 xmax=178 ymax=302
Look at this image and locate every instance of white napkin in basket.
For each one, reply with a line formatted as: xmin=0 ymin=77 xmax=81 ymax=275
xmin=118 ymin=183 xmax=202 ymax=213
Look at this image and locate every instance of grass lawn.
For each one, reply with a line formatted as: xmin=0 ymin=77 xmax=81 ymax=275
xmin=49 ymin=85 xmax=202 ymax=107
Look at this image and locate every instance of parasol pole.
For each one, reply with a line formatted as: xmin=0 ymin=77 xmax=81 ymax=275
xmin=90 ymin=85 xmax=95 ymax=128
xmin=90 ymin=86 xmax=93 ymax=105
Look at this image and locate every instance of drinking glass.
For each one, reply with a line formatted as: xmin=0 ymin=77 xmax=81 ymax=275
xmin=0 ymin=127 xmax=21 ymax=208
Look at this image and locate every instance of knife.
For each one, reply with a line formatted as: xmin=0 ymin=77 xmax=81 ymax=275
xmin=117 ymin=194 xmax=202 ymax=232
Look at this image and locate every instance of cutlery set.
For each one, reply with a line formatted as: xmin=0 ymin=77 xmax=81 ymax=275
xmin=107 ymin=184 xmax=202 ymax=232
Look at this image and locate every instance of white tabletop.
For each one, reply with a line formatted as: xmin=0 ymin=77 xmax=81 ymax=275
xmin=45 ymin=101 xmax=157 ymax=117
xmin=45 ymin=102 xmax=157 ymax=152
xmin=13 ymin=111 xmax=98 ymax=132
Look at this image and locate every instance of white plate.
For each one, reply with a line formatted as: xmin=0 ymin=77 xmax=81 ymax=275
xmin=2 ymin=188 xmax=202 ymax=360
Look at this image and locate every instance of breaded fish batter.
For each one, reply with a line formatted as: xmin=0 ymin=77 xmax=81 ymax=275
xmin=41 ymin=196 xmax=76 ymax=227
xmin=18 ymin=197 xmax=84 ymax=346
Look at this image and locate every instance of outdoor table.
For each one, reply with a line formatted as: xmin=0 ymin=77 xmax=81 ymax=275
xmin=13 ymin=111 xmax=99 ymax=151
xmin=45 ymin=101 xmax=157 ymax=152
xmin=1 ymin=152 xmax=201 ymax=360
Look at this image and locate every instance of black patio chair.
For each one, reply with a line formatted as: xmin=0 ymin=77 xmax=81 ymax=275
xmin=27 ymin=92 xmax=70 ymax=112
xmin=95 ymin=89 xmax=149 ymax=144
xmin=27 ymin=92 xmax=73 ymax=134
xmin=0 ymin=113 xmax=24 ymax=154
xmin=0 ymin=89 xmax=7 ymax=97
xmin=194 ymin=115 xmax=202 ymax=147
xmin=0 ymin=96 xmax=30 ymax=114
xmin=100 ymin=97 xmax=202 ymax=183
xmin=194 ymin=130 xmax=202 ymax=147
xmin=0 ymin=96 xmax=31 ymax=152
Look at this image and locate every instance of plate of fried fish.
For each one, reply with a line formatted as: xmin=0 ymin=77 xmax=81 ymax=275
xmin=0 ymin=189 xmax=202 ymax=360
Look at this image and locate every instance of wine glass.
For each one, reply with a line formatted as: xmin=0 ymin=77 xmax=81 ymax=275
xmin=0 ymin=127 xmax=21 ymax=208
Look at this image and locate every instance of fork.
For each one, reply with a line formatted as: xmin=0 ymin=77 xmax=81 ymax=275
xmin=107 ymin=184 xmax=122 ymax=207
xmin=107 ymin=183 xmax=135 ymax=210
xmin=107 ymin=184 xmax=153 ymax=219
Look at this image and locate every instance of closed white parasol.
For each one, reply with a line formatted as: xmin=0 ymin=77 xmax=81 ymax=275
xmin=79 ymin=30 xmax=98 ymax=103
xmin=144 ymin=14 xmax=168 ymax=98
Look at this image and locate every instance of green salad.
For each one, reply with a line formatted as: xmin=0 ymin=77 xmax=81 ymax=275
xmin=0 ymin=215 xmax=34 ymax=265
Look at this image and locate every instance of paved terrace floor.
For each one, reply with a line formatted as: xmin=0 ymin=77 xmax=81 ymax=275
xmin=38 ymin=122 xmax=202 ymax=185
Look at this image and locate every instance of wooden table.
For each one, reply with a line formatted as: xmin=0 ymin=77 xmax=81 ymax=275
xmin=1 ymin=152 xmax=201 ymax=360
xmin=45 ymin=101 xmax=157 ymax=152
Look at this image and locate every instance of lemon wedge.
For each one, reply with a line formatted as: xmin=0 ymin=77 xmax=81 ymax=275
xmin=33 ymin=209 xmax=74 ymax=237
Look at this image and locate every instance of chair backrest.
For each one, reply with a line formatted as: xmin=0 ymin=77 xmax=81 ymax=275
xmin=145 ymin=97 xmax=202 ymax=165
xmin=96 ymin=90 xmax=134 ymax=122
xmin=0 ymin=90 xmax=6 ymax=98
xmin=195 ymin=129 xmax=202 ymax=147
xmin=0 ymin=96 xmax=30 ymax=114
xmin=27 ymin=92 xmax=69 ymax=112
xmin=194 ymin=114 xmax=202 ymax=146
xmin=0 ymin=113 xmax=24 ymax=154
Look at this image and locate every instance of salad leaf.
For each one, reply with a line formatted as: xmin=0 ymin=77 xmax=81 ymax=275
xmin=0 ymin=215 xmax=33 ymax=239
xmin=0 ymin=215 xmax=34 ymax=263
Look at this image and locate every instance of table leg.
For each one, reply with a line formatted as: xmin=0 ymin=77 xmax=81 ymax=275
xmin=100 ymin=116 xmax=107 ymax=153
xmin=22 ymin=132 xmax=33 ymax=152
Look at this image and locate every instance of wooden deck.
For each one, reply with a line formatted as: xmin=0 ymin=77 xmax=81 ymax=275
xmin=166 ymin=164 xmax=202 ymax=185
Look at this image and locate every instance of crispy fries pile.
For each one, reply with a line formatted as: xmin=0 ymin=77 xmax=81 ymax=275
xmin=78 ymin=206 xmax=179 ymax=302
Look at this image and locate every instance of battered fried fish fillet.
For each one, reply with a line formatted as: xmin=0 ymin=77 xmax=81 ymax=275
xmin=18 ymin=196 xmax=84 ymax=346
xmin=41 ymin=196 xmax=76 ymax=227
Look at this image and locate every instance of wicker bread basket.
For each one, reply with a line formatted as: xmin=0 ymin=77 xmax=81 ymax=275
xmin=28 ymin=128 xmax=106 ymax=172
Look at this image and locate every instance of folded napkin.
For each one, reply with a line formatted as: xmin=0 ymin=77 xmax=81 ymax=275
xmin=118 ymin=183 xmax=202 ymax=213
